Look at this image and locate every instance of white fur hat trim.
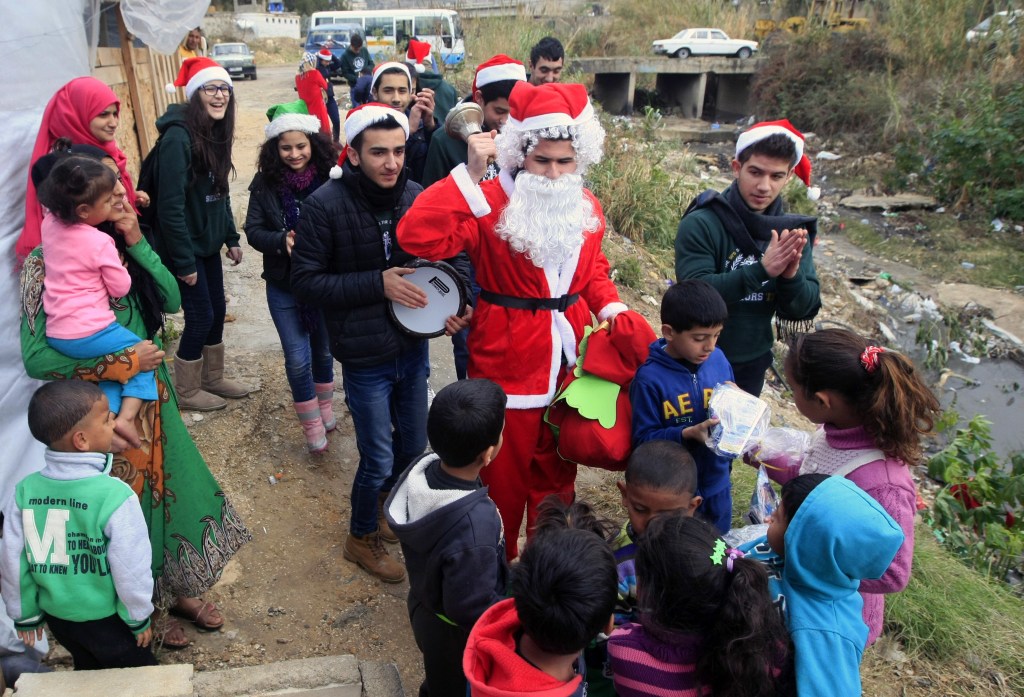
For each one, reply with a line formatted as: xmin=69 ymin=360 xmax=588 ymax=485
xmin=265 ymin=114 xmax=323 ymax=140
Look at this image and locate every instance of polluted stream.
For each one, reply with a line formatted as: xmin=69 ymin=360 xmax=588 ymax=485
xmin=822 ymin=232 xmax=1024 ymax=459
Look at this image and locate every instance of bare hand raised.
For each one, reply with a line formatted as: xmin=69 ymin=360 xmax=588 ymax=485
xmin=761 ymin=229 xmax=806 ymax=278
xmin=467 ymin=131 xmax=498 ymax=183
xmin=444 ymin=304 xmax=473 ymax=336
xmin=383 ymin=267 xmax=428 ymax=309
xmin=109 ymin=202 xmax=143 ymax=247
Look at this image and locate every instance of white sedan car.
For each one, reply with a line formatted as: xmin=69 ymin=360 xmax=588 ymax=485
xmin=653 ymin=28 xmax=758 ymax=59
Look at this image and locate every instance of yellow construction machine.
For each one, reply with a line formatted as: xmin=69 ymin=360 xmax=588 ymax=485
xmin=755 ymin=0 xmax=870 ymax=40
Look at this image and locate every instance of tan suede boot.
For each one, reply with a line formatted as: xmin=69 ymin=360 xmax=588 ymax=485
xmin=172 ymin=354 xmax=226 ymax=412
xmin=200 ymin=342 xmax=252 ymax=399
xmin=343 ymin=532 xmax=406 ymax=583
xmin=377 ymin=491 xmax=398 ymax=544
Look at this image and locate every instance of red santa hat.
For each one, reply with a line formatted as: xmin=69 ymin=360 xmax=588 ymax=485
xmin=405 ymin=39 xmax=432 ymax=73
xmin=735 ymin=119 xmax=819 ymax=199
xmin=472 ymin=54 xmax=526 ymax=94
xmin=371 ymin=61 xmax=412 ymax=93
xmin=330 ymin=103 xmax=410 ymax=179
xmin=506 ymin=82 xmax=594 ymax=131
xmin=167 ymin=57 xmax=232 ymax=100
xmin=318 ymin=47 xmax=333 ymax=62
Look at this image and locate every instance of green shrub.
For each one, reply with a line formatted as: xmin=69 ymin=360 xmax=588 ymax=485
xmin=613 ymin=257 xmax=643 ymax=289
xmin=923 ymin=415 xmax=1024 ymax=584
xmin=751 ymin=31 xmax=898 ymax=142
xmin=588 ymin=108 xmax=696 ymax=249
xmin=918 ymin=81 xmax=1024 ymax=218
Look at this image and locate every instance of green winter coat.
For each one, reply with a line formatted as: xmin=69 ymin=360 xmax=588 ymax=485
xmin=152 ymin=105 xmax=239 ymax=277
xmin=339 ymin=46 xmax=374 ymax=87
xmin=675 ymin=206 xmax=820 ymax=365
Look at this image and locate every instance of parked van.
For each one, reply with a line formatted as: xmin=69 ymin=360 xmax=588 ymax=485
xmin=304 ymin=23 xmax=363 ymax=62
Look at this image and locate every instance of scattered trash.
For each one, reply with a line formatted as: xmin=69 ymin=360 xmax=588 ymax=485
xmin=641 ymin=294 xmax=659 ymax=307
xmin=267 ymin=475 xmax=278 ymax=486
xmin=711 ymin=122 xmax=721 ymax=130
xmin=816 ymin=150 xmax=841 ymax=160
xmin=882 ymin=211 xmax=899 ymax=218
xmin=991 ymin=218 xmax=1005 ymax=232
xmin=878 ymin=272 xmax=893 ymax=281
xmin=860 ymin=218 xmax=870 ymax=225
xmin=935 ymin=206 xmax=946 ymax=213
xmin=949 ymin=341 xmax=982 ymax=364
xmin=961 ymin=261 xmax=976 ymax=269
xmin=191 ymin=413 xmax=204 ymax=422
xmin=878 ymin=322 xmax=898 ymax=344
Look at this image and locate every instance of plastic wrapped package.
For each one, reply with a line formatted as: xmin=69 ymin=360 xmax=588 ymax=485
xmin=121 ymin=0 xmax=211 ymax=55
xmin=706 ymin=383 xmax=771 ymax=458
xmin=747 ymin=465 xmax=780 ymax=524
xmin=745 ymin=427 xmax=810 ymax=470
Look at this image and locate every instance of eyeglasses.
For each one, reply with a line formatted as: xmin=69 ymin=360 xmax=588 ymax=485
xmin=201 ymin=84 xmax=233 ymax=96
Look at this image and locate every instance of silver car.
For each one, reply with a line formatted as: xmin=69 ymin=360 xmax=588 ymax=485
xmin=211 ymin=42 xmax=257 ymax=80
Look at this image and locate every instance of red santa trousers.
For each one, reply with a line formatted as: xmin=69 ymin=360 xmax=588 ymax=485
xmin=482 ymin=406 xmax=577 ymax=561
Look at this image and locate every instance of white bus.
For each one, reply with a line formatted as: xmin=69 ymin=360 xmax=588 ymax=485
xmin=309 ymin=9 xmax=466 ymax=66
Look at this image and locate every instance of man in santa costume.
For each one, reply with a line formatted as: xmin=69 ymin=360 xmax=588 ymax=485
xmin=398 ymin=82 xmax=626 ymax=559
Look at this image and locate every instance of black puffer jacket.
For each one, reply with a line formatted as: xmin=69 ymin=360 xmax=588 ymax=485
xmin=243 ymin=172 xmax=295 ymax=290
xmin=290 ymin=165 xmax=422 ymax=367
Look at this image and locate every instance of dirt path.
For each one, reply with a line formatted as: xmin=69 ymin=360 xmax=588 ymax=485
xmin=151 ymin=67 xmax=1020 ymax=696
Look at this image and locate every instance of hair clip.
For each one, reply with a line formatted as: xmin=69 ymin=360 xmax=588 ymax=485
xmin=710 ymin=538 xmax=727 ymax=566
xmin=860 ymin=345 xmax=885 ymax=373
xmin=725 ymin=547 xmax=745 ymax=573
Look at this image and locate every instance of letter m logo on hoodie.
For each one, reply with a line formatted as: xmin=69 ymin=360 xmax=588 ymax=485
xmin=24 ymin=509 xmax=70 ymax=565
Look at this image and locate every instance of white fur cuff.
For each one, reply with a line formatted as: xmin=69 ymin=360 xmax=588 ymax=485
xmin=451 ymin=163 xmax=491 ymax=218
xmin=598 ymin=302 xmax=628 ymax=322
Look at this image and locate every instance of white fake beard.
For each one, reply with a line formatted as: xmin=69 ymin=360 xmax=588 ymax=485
xmin=495 ymin=172 xmax=597 ymax=268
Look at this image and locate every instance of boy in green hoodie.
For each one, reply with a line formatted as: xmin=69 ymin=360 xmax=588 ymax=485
xmin=1 ymin=381 xmax=156 ymax=670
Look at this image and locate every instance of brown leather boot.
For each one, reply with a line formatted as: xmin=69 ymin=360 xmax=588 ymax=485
xmin=377 ymin=491 xmax=398 ymax=544
xmin=343 ymin=532 xmax=405 ymax=583
xmin=201 ymin=342 xmax=252 ymax=399
xmin=172 ymin=354 xmax=226 ymax=412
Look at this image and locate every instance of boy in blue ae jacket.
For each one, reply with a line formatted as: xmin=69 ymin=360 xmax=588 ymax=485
xmin=742 ymin=474 xmax=904 ymax=696
xmin=630 ymin=279 xmax=735 ymax=533
xmin=384 ymin=379 xmax=509 ymax=697
xmin=1 ymin=381 xmax=155 ymax=670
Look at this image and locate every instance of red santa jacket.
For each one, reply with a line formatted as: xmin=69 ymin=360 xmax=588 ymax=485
xmin=397 ymin=164 xmax=625 ymax=409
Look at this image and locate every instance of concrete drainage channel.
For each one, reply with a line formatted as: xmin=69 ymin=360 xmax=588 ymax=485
xmin=9 ymin=655 xmax=404 ymax=697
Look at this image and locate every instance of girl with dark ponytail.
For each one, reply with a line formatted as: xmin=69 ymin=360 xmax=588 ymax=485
xmin=748 ymin=328 xmax=940 ymax=646
xmin=607 ymin=514 xmax=792 ymax=697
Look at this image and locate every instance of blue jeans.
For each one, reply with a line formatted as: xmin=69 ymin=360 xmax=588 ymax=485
xmin=176 ymin=254 xmax=226 ymax=361
xmin=342 ymin=342 xmax=429 ymax=536
xmin=48 ymin=321 xmax=156 ymax=414
xmin=265 ymin=283 xmax=334 ymax=402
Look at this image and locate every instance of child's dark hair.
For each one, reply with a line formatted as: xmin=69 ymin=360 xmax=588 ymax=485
xmin=511 ymin=527 xmax=617 ymax=655
xmin=786 ymin=329 xmax=940 ymax=464
xmin=625 ymin=440 xmax=697 ymax=497
xmin=349 ymin=33 xmax=363 ymax=48
xmin=427 ymin=379 xmax=506 ymax=468
xmin=661 ymin=279 xmax=728 ymax=331
xmin=256 ymin=130 xmax=336 ymax=191
xmin=185 ymin=88 xmax=236 ymax=196
xmin=637 ymin=514 xmax=793 ymax=697
xmin=780 ymin=474 xmax=829 ymax=522
xmin=478 ymin=79 xmax=519 ymax=104
xmin=349 ymin=113 xmax=405 ymax=153
xmin=736 ymin=132 xmax=798 ymax=168
xmin=36 ymin=156 xmax=117 ymax=225
xmin=28 ymin=381 xmax=105 ymax=446
xmin=532 ymin=495 xmax=618 ymax=542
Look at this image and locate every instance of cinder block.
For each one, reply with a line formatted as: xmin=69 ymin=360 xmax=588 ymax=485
xmin=358 ymin=661 xmax=404 ymax=697
xmin=14 ymin=664 xmax=193 ymax=697
xmin=193 ymin=655 xmax=361 ymax=697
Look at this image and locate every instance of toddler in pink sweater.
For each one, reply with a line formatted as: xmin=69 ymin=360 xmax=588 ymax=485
xmin=38 ymin=155 xmax=156 ymax=448
xmin=750 ymin=328 xmax=940 ymax=645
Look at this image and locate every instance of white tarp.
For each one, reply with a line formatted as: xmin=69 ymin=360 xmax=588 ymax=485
xmin=0 ymin=0 xmax=206 ymax=658
xmin=121 ymin=0 xmax=211 ymax=55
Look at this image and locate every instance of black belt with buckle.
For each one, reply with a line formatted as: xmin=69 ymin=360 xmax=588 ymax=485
xmin=480 ymin=289 xmax=579 ymax=313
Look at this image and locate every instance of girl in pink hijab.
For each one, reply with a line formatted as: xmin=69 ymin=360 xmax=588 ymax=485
xmin=17 ymin=76 xmax=146 ymax=259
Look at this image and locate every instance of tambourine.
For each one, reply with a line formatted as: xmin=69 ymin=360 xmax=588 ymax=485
xmin=388 ymin=259 xmax=468 ymax=338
